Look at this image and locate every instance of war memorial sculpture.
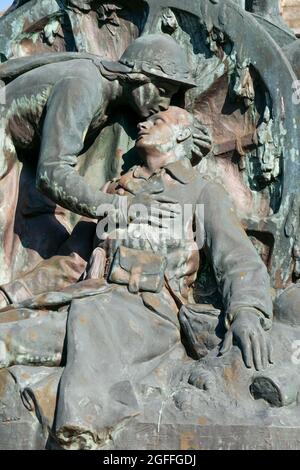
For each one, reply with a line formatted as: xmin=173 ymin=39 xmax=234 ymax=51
xmin=0 ymin=0 xmax=299 ymax=450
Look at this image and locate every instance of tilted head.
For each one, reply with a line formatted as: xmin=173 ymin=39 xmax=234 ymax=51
xmin=135 ymin=106 xmax=210 ymax=165
xmin=101 ymin=34 xmax=196 ymax=118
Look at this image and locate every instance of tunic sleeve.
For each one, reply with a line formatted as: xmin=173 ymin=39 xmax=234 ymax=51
xmin=198 ymin=180 xmax=273 ymax=330
xmin=36 ymin=64 xmax=119 ymax=218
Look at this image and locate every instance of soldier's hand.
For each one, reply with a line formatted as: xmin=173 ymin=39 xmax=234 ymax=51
xmin=192 ymin=123 xmax=213 ymax=160
xmin=220 ymin=309 xmax=273 ymax=371
xmin=128 ymin=193 xmax=181 ymax=228
xmin=85 ymin=247 xmax=106 ymax=280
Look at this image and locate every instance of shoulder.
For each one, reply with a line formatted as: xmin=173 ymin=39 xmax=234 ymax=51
xmin=60 ymin=59 xmax=102 ymax=84
xmin=194 ymin=173 xmax=232 ymax=203
xmin=56 ymin=59 xmax=103 ymax=100
xmin=192 ymin=171 xmax=221 ymax=191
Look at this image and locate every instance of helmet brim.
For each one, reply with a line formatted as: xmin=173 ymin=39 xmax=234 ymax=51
xmin=101 ymin=60 xmax=132 ymax=74
xmin=144 ymin=70 xmax=197 ymax=89
xmin=101 ymin=60 xmax=197 ymax=89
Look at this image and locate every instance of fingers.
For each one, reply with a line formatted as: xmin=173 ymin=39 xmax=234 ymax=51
xmin=228 ymin=314 xmax=273 ymax=370
xmin=130 ymin=196 xmax=181 ymax=216
xmin=250 ymin=333 xmax=262 ymax=371
xmin=148 ymin=207 xmax=178 ymax=218
xmin=129 ymin=211 xmax=180 ymax=227
xmin=258 ymin=333 xmax=269 ymax=370
xmin=134 ymin=216 xmax=170 ymax=229
xmin=157 ymin=203 xmax=181 ymax=214
xmin=192 ymin=147 xmax=204 ymax=158
xmin=267 ymin=339 xmax=274 ymax=364
xmin=154 ymin=195 xmax=179 ymax=204
xmin=194 ymin=125 xmax=210 ymax=135
xmin=248 ymin=332 xmax=272 ymax=371
xmin=219 ymin=330 xmax=233 ymax=355
xmin=194 ymin=134 xmax=211 ymax=142
xmin=130 ymin=209 xmax=174 ymax=221
xmin=131 ymin=205 xmax=181 ymax=221
xmin=238 ymin=333 xmax=252 ymax=369
xmin=193 ymin=133 xmax=212 ymax=143
xmin=194 ymin=139 xmax=212 ymax=150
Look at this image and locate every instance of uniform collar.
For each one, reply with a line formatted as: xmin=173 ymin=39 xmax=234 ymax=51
xmin=164 ymin=158 xmax=195 ymax=184
xmin=132 ymin=158 xmax=195 ymax=185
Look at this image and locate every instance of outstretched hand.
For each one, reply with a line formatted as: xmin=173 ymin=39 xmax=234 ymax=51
xmin=192 ymin=122 xmax=213 ymax=161
xmin=220 ymin=309 xmax=273 ymax=371
xmin=127 ymin=192 xmax=181 ymax=229
xmin=95 ymin=192 xmax=180 ymax=229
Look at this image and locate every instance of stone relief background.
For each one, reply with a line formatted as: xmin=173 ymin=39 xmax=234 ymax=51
xmin=0 ymin=0 xmax=300 ymax=450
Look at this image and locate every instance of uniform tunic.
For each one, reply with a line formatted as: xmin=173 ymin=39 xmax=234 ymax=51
xmin=0 ymin=58 xmax=120 ymax=282
xmin=54 ymin=157 xmax=273 ymax=448
xmin=2 ymin=58 xmax=119 ymax=217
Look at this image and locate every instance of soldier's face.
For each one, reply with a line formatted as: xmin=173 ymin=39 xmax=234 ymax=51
xmin=130 ymin=80 xmax=179 ymax=118
xmin=136 ymin=108 xmax=186 ymax=155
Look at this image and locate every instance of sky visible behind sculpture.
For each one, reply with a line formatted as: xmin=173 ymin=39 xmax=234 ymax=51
xmin=0 ymin=0 xmax=12 ymax=11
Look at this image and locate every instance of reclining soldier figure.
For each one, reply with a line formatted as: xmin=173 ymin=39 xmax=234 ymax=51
xmin=0 ymin=106 xmax=273 ymax=448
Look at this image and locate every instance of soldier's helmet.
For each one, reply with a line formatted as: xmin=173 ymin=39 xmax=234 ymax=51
xmin=102 ymin=34 xmax=196 ymax=89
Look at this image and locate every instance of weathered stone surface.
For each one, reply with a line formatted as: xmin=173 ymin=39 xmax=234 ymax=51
xmin=108 ymin=423 xmax=300 ymax=450
xmin=0 ymin=369 xmax=46 ymax=450
xmin=0 ymin=0 xmax=299 ymax=450
xmin=281 ymin=0 xmax=300 ymax=36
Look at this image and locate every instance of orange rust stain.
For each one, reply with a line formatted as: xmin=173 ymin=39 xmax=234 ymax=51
xmin=0 ymin=311 xmax=20 ymax=323
xmin=21 ymin=373 xmax=30 ymax=381
xmin=198 ymin=416 xmax=208 ymax=425
xmin=223 ymin=366 xmax=234 ymax=386
xmin=5 ymin=332 xmax=12 ymax=352
xmin=79 ymin=316 xmax=89 ymax=325
xmin=1 ymin=153 xmax=20 ymax=268
xmin=0 ymin=370 xmax=10 ymax=398
xmin=180 ymin=432 xmax=200 ymax=450
xmin=154 ymin=367 xmax=166 ymax=380
xmin=223 ymin=360 xmax=241 ymax=399
xmin=34 ymin=377 xmax=58 ymax=423
xmin=147 ymin=296 xmax=160 ymax=309
xmin=28 ymin=330 xmax=38 ymax=342
xmin=116 ymin=148 xmax=124 ymax=159
xmin=274 ymin=269 xmax=284 ymax=290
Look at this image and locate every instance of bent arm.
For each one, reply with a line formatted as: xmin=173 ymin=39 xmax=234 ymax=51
xmin=36 ymin=73 xmax=119 ymax=218
xmin=199 ymin=181 xmax=273 ymax=330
